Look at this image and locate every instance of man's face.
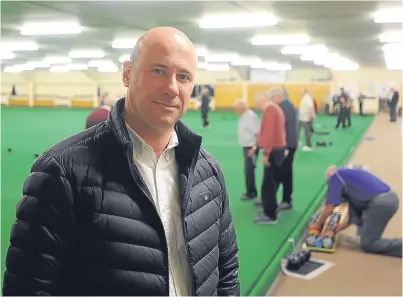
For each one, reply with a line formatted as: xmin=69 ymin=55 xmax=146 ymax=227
xmin=273 ymin=94 xmax=283 ymax=104
xmin=123 ymin=40 xmax=197 ymax=129
xmin=234 ymin=104 xmax=244 ymax=115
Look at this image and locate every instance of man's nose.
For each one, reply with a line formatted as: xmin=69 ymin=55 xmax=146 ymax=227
xmin=164 ymin=76 xmax=180 ymax=97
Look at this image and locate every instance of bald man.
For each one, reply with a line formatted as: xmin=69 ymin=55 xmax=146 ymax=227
xmin=310 ymin=166 xmax=402 ymax=258
xmin=3 ymin=27 xmax=240 ymax=296
xmin=234 ymin=99 xmax=260 ymax=200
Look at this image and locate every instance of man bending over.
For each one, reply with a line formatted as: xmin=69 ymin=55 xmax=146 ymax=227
xmin=311 ymin=166 xmax=402 ymax=258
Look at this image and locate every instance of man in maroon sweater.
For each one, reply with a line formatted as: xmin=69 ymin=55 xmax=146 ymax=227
xmin=249 ymin=87 xmax=287 ymax=224
xmin=86 ymin=94 xmax=117 ymax=129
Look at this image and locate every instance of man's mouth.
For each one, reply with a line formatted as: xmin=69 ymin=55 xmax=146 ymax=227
xmin=153 ymin=101 xmax=177 ymax=108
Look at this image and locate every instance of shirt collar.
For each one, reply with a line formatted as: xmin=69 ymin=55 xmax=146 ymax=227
xmin=125 ymin=122 xmax=179 ymax=158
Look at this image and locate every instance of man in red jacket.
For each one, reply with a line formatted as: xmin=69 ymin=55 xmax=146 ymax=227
xmin=86 ymin=93 xmax=118 ymax=129
xmin=249 ymin=87 xmax=287 ymax=224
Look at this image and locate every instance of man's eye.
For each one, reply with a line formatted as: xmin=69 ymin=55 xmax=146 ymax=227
xmin=178 ymin=74 xmax=190 ymax=82
xmin=153 ymin=69 xmax=164 ymax=75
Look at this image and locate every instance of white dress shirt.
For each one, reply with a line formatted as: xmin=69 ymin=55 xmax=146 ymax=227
xmin=125 ymin=123 xmax=192 ymax=296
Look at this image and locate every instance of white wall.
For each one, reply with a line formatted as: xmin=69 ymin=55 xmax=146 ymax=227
xmin=1 ymin=67 xmax=401 ymax=103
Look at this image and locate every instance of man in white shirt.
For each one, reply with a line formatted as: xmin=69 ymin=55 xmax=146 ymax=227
xmin=298 ymin=88 xmax=315 ymax=151
xmin=234 ymin=99 xmax=260 ymax=200
xmin=2 ymin=27 xmax=240 ymax=296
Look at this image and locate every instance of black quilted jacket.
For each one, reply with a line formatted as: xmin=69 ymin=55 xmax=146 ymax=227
xmin=2 ymin=98 xmax=240 ymax=296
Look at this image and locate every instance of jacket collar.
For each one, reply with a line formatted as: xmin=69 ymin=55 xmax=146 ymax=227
xmin=106 ymin=97 xmax=202 ymax=161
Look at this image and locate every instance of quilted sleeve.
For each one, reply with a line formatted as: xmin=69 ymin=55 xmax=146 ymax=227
xmin=216 ymin=167 xmax=241 ymax=296
xmin=2 ymin=153 xmax=76 ymax=296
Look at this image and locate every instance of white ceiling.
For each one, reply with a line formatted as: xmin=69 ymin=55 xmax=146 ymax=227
xmin=0 ymin=0 xmax=402 ymax=73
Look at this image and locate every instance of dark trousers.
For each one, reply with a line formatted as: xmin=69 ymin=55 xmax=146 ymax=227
xmin=261 ymin=149 xmax=285 ymax=218
xmin=389 ymin=102 xmax=397 ymax=122
xmin=278 ymin=148 xmax=296 ymax=203
xmin=347 ymin=108 xmax=351 ymax=126
xmin=201 ymin=107 xmax=209 ymax=127
xmin=243 ymin=147 xmax=259 ymax=197
xmin=359 ymin=102 xmax=364 ymax=115
xmin=336 ymin=111 xmax=347 ymax=128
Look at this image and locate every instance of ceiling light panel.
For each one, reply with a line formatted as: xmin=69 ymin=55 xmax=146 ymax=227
xmin=88 ymin=59 xmax=115 ymax=67
xmin=0 ymin=41 xmax=38 ymax=51
xmin=199 ymin=13 xmax=277 ymax=29
xmin=69 ymin=50 xmax=105 ymax=59
xmin=43 ymin=56 xmax=72 ymax=64
xmin=20 ymin=20 xmax=82 ymax=35
xmin=251 ymin=34 xmax=310 ymax=45
xmin=281 ymin=44 xmax=327 ymax=55
xmin=373 ymin=8 xmax=403 ymax=23
xmin=0 ymin=51 xmax=15 ymax=60
xmin=112 ymin=39 xmax=138 ymax=49
xmin=379 ymin=31 xmax=403 ymax=43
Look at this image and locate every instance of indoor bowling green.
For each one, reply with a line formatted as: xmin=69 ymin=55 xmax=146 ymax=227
xmin=1 ymin=106 xmax=373 ymax=295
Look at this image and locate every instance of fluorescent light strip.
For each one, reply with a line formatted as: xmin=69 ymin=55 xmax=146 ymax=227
xmin=69 ymin=50 xmax=105 ymax=59
xmin=379 ymin=31 xmax=403 ymax=43
xmin=44 ymin=56 xmax=72 ymax=64
xmin=281 ymin=44 xmax=327 ymax=55
xmin=112 ymin=39 xmax=138 ymax=49
xmin=98 ymin=65 xmax=119 ymax=72
xmin=88 ymin=59 xmax=115 ymax=67
xmin=373 ymin=8 xmax=403 ymax=23
xmin=0 ymin=51 xmax=15 ymax=60
xmin=199 ymin=13 xmax=277 ymax=29
xmin=0 ymin=41 xmax=38 ymax=51
xmin=20 ymin=21 xmax=82 ymax=35
xmin=382 ymin=43 xmax=403 ymax=54
xmin=251 ymin=34 xmax=310 ymax=46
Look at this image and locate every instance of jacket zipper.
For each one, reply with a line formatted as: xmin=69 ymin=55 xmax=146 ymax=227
xmin=180 ymin=152 xmax=199 ymax=296
xmin=125 ymin=147 xmax=170 ymax=294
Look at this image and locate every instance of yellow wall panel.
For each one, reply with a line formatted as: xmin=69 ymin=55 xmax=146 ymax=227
xmin=34 ymin=100 xmax=55 ymax=107
xmin=71 ymin=100 xmax=93 ymax=108
xmin=9 ymin=99 xmax=29 ymax=106
xmin=214 ymin=84 xmax=244 ymax=109
xmin=284 ymin=84 xmax=331 ymax=109
xmin=246 ymin=84 xmax=273 ymax=108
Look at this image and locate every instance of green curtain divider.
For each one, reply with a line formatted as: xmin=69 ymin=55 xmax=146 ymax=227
xmin=248 ymin=116 xmax=375 ymax=296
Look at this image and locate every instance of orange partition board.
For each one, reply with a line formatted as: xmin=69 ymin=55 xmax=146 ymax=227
xmin=34 ymin=100 xmax=55 ymax=107
xmin=304 ymin=203 xmax=349 ymax=253
xmin=214 ymin=83 xmax=244 ymax=108
xmin=284 ymin=84 xmax=331 ymax=109
xmin=71 ymin=100 xmax=94 ymax=108
xmin=9 ymin=99 xmax=29 ymax=106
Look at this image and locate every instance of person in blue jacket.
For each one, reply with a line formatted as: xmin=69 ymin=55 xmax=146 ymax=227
xmin=310 ymin=166 xmax=402 ymax=258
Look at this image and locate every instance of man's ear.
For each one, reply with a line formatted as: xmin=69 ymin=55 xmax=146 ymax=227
xmin=122 ymin=61 xmax=131 ymax=88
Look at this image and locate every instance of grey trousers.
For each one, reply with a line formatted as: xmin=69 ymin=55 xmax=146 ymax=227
xmin=357 ymin=192 xmax=402 ymax=258
xmin=298 ymin=121 xmax=313 ymax=147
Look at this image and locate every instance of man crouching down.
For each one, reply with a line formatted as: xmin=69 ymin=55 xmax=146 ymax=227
xmin=310 ymin=165 xmax=402 ymax=258
xmin=2 ymin=27 xmax=240 ymax=296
